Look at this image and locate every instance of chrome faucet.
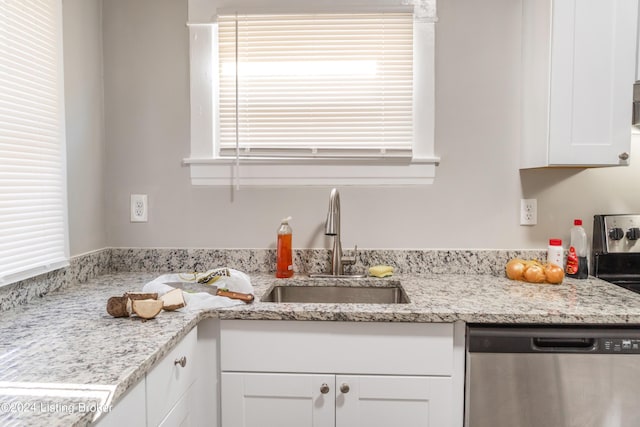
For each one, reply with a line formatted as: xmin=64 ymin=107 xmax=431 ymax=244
xmin=322 ymin=188 xmax=359 ymax=276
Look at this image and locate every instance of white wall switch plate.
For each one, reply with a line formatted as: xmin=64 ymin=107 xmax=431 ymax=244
xmin=130 ymin=194 xmax=148 ymax=222
xmin=520 ymin=198 xmax=537 ymax=225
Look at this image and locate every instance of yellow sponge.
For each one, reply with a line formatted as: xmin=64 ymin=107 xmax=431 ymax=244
xmin=369 ymin=265 xmax=394 ymax=278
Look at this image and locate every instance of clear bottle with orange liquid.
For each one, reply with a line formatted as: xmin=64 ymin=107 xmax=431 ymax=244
xmin=276 ymin=217 xmax=293 ymax=278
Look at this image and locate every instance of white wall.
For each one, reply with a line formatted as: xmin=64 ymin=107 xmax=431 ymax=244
xmin=99 ymin=0 xmax=640 ymax=251
xmin=63 ymin=0 xmax=107 ymax=256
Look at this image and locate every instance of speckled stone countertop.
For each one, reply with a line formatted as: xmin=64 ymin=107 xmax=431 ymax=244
xmin=2 ymin=271 xmax=640 ymax=426
xmin=231 ymin=272 xmax=640 ymax=324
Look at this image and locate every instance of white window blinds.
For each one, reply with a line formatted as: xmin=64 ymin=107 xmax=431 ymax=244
xmin=217 ymin=13 xmax=414 ymax=158
xmin=0 ymin=0 xmax=69 ymax=285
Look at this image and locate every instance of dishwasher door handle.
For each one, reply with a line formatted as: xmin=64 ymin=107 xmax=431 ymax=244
xmin=533 ymin=337 xmax=596 ymax=351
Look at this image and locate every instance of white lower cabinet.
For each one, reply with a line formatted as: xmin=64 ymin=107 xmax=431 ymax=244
xmin=95 ymin=377 xmax=147 ymax=427
xmin=95 ymin=319 xmax=220 ymax=427
xmin=222 ymin=373 xmax=334 ymax=427
xmin=337 ymin=375 xmax=452 ymax=427
xmin=146 ymin=327 xmax=198 ymax=427
xmin=150 ymin=319 xmax=220 ymax=427
xmin=99 ymin=319 xmax=462 ymax=427
xmin=222 ymin=372 xmax=452 ymax=427
xmin=157 ymin=382 xmax=196 ymax=427
xmin=219 ymin=320 xmax=464 ymax=427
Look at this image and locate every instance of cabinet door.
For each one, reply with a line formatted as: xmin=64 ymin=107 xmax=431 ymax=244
xmin=221 ymin=373 xmax=334 ymax=427
xmin=95 ymin=378 xmax=146 ymax=427
xmin=336 ymin=375 xmax=453 ymax=427
xmin=548 ymin=0 xmax=638 ymax=166
xmin=158 ymin=382 xmax=195 ymax=427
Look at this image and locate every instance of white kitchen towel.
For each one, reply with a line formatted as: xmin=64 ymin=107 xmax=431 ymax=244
xmin=142 ymin=268 xmax=254 ymax=312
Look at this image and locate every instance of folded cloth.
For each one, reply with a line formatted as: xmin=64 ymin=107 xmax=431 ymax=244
xmin=142 ymin=268 xmax=254 ymax=312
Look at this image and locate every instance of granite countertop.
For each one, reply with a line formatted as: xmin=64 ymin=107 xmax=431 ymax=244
xmin=2 ymin=271 xmax=640 ymax=426
xmin=225 ymin=272 xmax=640 ymax=323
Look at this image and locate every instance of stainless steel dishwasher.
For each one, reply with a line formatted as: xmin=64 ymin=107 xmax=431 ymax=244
xmin=465 ymin=326 xmax=640 ymax=427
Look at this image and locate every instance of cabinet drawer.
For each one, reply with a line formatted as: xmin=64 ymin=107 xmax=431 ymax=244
xmin=147 ymin=327 xmax=198 ymax=427
xmin=220 ymin=321 xmax=453 ymax=375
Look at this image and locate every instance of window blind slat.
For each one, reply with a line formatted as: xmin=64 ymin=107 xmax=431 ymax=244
xmin=217 ymin=12 xmax=413 ymax=157
xmin=0 ymin=0 xmax=68 ymax=284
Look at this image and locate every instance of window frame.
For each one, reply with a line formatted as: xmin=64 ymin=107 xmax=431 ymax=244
xmin=185 ymin=0 xmax=438 ymax=186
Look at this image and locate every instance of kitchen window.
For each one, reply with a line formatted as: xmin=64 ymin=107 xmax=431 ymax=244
xmin=0 ymin=0 xmax=69 ymax=285
xmin=185 ymin=0 xmax=438 ymax=186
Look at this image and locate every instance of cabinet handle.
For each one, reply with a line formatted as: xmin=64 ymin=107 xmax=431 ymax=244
xmin=174 ymin=356 xmax=187 ymax=367
xmin=619 ymin=152 xmax=630 ymax=160
xmin=320 ymin=383 xmax=330 ymax=394
xmin=340 ymin=383 xmax=350 ymax=394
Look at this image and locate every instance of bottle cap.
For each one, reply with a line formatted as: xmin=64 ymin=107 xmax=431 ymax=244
xmin=574 ymin=219 xmax=582 ymax=226
xmin=549 ymin=239 xmax=562 ymax=246
xmin=281 ymin=216 xmax=292 ymax=224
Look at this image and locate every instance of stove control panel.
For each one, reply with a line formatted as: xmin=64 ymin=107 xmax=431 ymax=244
xmin=603 ymin=215 xmax=640 ymax=253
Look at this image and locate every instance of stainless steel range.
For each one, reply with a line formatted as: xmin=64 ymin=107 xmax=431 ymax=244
xmin=592 ymin=214 xmax=640 ymax=293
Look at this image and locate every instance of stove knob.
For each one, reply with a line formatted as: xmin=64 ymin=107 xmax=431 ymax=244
xmin=627 ymin=228 xmax=640 ymax=241
xmin=609 ymin=228 xmax=625 ymax=240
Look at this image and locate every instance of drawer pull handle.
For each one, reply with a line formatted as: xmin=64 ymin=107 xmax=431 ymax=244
xmin=174 ymin=356 xmax=187 ymax=368
xmin=340 ymin=383 xmax=350 ymax=394
xmin=320 ymin=383 xmax=330 ymax=394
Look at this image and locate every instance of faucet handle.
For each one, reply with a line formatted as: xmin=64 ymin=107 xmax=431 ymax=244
xmin=341 ymin=244 xmax=358 ymax=266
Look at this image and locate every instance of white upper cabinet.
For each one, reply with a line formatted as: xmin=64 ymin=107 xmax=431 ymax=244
xmin=521 ymin=0 xmax=639 ymax=168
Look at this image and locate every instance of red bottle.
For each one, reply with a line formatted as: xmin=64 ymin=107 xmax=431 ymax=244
xmin=276 ymin=217 xmax=293 ymax=278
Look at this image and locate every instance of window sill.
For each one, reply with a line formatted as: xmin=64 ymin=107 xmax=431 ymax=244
xmin=0 ymin=259 xmax=69 ymax=288
xmin=183 ymin=156 xmax=440 ymax=186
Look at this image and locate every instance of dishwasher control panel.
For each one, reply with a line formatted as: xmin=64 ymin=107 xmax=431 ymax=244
xmin=601 ymin=338 xmax=640 ymax=353
xmin=468 ymin=327 xmax=640 ymax=354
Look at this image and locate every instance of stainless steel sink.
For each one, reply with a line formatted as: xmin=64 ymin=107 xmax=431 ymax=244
xmin=261 ymin=282 xmax=409 ymax=304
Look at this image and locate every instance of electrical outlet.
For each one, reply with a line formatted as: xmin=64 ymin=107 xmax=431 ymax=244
xmin=520 ymin=198 xmax=537 ymax=226
xmin=130 ymin=194 xmax=148 ymax=222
